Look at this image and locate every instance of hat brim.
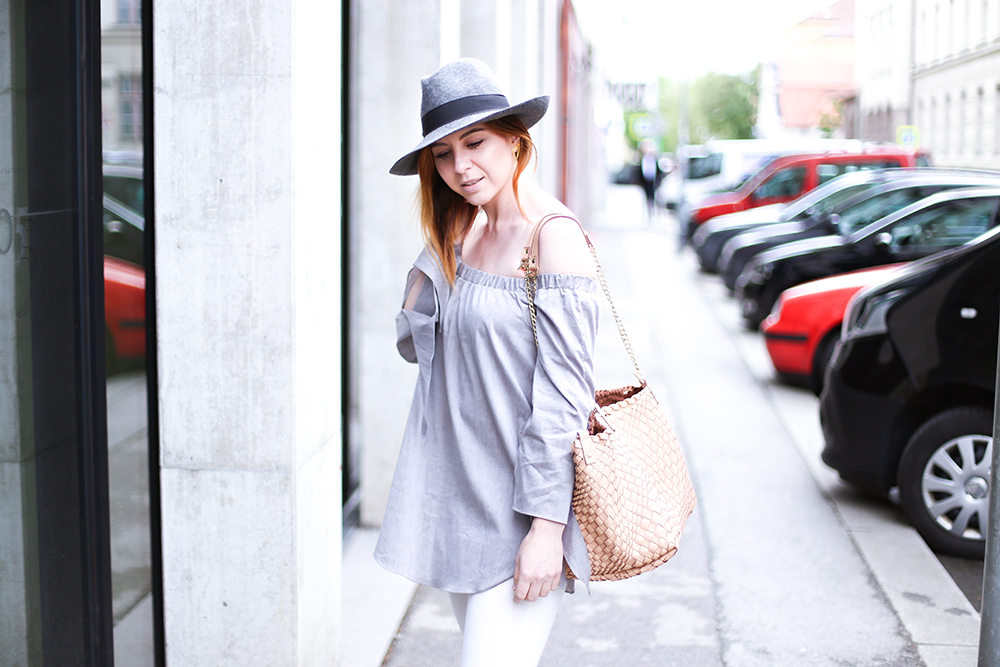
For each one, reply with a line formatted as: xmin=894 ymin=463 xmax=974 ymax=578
xmin=390 ymin=96 xmax=549 ymax=176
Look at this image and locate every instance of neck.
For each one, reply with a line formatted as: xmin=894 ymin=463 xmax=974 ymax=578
xmin=479 ymin=177 xmax=526 ymax=230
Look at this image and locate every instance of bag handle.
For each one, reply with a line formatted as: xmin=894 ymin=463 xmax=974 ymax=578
xmin=519 ymin=213 xmax=645 ymax=384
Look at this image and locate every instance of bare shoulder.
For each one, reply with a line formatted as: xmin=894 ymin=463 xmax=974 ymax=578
xmin=536 ymin=212 xmax=597 ymax=279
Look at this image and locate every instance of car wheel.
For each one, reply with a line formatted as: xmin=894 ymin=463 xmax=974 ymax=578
xmin=897 ymin=407 xmax=993 ymax=558
xmin=811 ymin=330 xmax=839 ymax=396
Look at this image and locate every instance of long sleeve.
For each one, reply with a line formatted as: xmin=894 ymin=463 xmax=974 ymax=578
xmin=513 ymin=282 xmax=600 ymax=524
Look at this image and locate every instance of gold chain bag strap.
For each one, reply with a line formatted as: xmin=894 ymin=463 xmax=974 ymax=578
xmin=519 ymin=214 xmax=697 ymax=582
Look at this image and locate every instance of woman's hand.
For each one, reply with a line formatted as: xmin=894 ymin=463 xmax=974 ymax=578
xmin=513 ymin=517 xmax=565 ymax=602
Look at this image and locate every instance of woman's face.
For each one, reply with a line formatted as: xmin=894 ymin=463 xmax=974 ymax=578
xmin=429 ymin=125 xmax=518 ymax=207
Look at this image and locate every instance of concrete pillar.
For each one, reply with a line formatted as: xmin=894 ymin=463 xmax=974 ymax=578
xmin=349 ymin=0 xmax=441 ymax=527
xmin=153 ymin=0 xmax=342 ymax=664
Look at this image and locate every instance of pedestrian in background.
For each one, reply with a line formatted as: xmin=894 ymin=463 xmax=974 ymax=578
xmin=375 ymin=58 xmax=598 ymax=667
xmin=637 ymin=138 xmax=662 ymax=221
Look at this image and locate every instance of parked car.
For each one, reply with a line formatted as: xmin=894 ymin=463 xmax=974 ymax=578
xmin=819 ymin=224 xmax=1000 ymax=557
xmin=736 ymin=187 xmax=1000 ymax=330
xmin=103 ymin=164 xmax=144 ymax=215
xmin=102 ymin=193 xmax=146 ymax=374
xmin=761 ymin=264 xmax=903 ymax=393
xmin=692 ymin=168 xmax=882 ymax=273
xmin=683 ymin=147 xmax=930 ymax=238
xmin=104 ymin=193 xmax=145 ymax=267
xmin=719 ymin=170 xmax=1000 ymax=290
xmin=105 ymin=255 xmax=146 ymax=374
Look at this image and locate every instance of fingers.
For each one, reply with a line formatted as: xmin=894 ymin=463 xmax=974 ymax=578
xmin=513 ymin=575 xmax=556 ymax=602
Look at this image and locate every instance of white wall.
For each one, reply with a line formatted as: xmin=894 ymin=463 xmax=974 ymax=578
xmin=154 ymin=0 xmax=343 ymax=663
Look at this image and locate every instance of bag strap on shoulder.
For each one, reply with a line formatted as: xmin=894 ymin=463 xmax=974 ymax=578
xmin=519 ymin=213 xmax=644 ymax=384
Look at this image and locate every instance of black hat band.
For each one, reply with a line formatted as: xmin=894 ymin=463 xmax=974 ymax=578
xmin=421 ymin=94 xmax=509 ymax=137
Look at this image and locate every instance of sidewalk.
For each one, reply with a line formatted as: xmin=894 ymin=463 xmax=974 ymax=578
xmin=342 ymin=185 xmax=981 ymax=667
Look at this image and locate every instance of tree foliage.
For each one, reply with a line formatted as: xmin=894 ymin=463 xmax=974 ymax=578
xmin=656 ymin=68 xmax=759 ymax=153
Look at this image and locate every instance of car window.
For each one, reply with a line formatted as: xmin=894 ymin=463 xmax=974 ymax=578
xmin=838 ymin=188 xmax=930 ymax=236
xmin=804 ymin=183 xmax=874 ymax=218
xmin=752 ymin=166 xmax=806 ymax=201
xmin=688 ymin=153 xmax=723 ymax=180
xmin=816 ymin=159 xmax=903 ymax=184
xmin=104 ymin=196 xmax=145 ymax=267
xmin=888 ymin=197 xmax=999 ymax=254
xmin=103 ymin=174 xmax=145 ymax=214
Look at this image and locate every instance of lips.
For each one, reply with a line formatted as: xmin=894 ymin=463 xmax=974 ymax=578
xmin=461 ymin=177 xmax=484 ymax=189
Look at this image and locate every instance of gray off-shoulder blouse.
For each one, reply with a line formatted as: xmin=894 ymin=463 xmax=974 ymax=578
xmin=374 ymin=247 xmax=599 ymax=594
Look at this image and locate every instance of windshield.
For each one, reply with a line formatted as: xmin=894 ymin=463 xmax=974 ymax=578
xmin=793 ymin=184 xmax=874 ymax=223
xmin=837 ymin=189 xmax=931 ymax=236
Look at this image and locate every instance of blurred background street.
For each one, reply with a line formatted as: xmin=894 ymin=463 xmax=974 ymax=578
xmin=345 ymin=185 xmax=983 ymax=667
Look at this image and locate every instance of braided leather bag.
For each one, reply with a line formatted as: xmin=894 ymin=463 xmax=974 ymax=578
xmin=521 ymin=214 xmax=697 ymax=581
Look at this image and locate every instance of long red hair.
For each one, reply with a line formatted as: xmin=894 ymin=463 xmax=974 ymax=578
xmin=416 ymin=116 xmax=535 ymax=284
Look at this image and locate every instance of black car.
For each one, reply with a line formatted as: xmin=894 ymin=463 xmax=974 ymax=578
xmin=104 ymin=194 xmax=145 ymax=267
xmin=735 ymin=187 xmax=1000 ymax=330
xmin=719 ymin=171 xmax=1000 ymax=291
xmin=692 ymin=169 xmax=878 ymax=273
xmin=819 ymin=225 xmax=999 ymax=557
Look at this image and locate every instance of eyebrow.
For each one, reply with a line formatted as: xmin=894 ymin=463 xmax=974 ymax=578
xmin=431 ymin=127 xmax=484 ymax=149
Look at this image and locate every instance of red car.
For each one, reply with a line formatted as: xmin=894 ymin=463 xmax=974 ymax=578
xmin=105 ymin=255 xmax=146 ymax=373
xmin=686 ymin=147 xmax=930 ymax=233
xmin=761 ymin=264 xmax=904 ymax=393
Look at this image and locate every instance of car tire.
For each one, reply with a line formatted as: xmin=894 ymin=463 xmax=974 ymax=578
xmin=897 ymin=407 xmax=993 ymax=558
xmin=811 ymin=330 xmax=839 ymax=396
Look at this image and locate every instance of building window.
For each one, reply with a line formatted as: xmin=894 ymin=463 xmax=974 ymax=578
xmin=949 ymin=0 xmax=955 ymax=56
xmin=959 ymin=90 xmax=967 ymax=154
xmin=935 ymin=3 xmax=942 ymax=59
xmin=117 ymin=0 xmax=140 ymax=25
xmin=944 ymin=94 xmax=951 ymax=155
xmin=983 ymin=0 xmax=990 ymax=45
xmin=929 ymin=97 xmax=937 ymax=153
xmin=119 ymin=75 xmax=142 ymax=143
xmin=976 ymin=88 xmax=984 ymax=153
xmin=995 ymin=85 xmax=1000 ymax=154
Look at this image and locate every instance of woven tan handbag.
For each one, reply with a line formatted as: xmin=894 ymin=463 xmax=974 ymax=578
xmin=521 ymin=214 xmax=697 ymax=582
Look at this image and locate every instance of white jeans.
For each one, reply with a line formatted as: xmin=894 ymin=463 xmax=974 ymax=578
xmin=448 ymin=578 xmax=563 ymax=667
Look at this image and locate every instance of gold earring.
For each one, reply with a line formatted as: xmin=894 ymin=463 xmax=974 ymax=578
xmin=512 ymin=144 xmax=520 ymax=160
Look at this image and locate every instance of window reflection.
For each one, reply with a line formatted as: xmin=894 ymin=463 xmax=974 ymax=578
xmin=102 ymin=1 xmax=153 ymax=663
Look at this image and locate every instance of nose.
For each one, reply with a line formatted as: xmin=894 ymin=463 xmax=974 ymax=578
xmin=453 ymin=149 xmax=471 ymax=173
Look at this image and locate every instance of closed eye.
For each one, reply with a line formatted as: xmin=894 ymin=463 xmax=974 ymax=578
xmin=433 ymin=151 xmax=450 ymax=161
xmin=467 ymin=140 xmax=483 ymax=149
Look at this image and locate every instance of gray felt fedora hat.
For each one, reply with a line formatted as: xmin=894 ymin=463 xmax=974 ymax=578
xmin=390 ymin=58 xmax=549 ymax=176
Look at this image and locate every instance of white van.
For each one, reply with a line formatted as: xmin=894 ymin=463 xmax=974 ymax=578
xmin=658 ymin=138 xmax=867 ymax=210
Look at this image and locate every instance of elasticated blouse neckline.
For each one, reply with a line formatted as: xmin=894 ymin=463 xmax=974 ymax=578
xmin=456 ymin=260 xmax=599 ymax=293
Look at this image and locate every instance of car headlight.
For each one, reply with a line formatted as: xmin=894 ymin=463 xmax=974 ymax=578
xmin=843 ymin=288 xmax=906 ymax=340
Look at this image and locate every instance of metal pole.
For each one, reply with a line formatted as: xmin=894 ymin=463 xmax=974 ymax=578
xmin=979 ymin=300 xmax=1000 ymax=666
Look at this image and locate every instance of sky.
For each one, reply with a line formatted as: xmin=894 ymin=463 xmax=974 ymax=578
xmin=572 ymin=0 xmax=839 ymax=80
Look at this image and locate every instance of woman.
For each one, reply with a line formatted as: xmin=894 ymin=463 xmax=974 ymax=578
xmin=375 ymin=58 xmax=598 ymax=667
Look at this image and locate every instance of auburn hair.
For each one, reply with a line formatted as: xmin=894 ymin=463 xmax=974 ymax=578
xmin=416 ymin=116 xmax=535 ymax=284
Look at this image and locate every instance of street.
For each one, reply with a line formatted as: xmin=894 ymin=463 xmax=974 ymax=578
xmin=348 ymin=185 xmax=984 ymax=667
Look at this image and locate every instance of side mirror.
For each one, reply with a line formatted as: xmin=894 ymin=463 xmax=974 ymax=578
xmin=876 ymin=232 xmax=892 ymax=246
